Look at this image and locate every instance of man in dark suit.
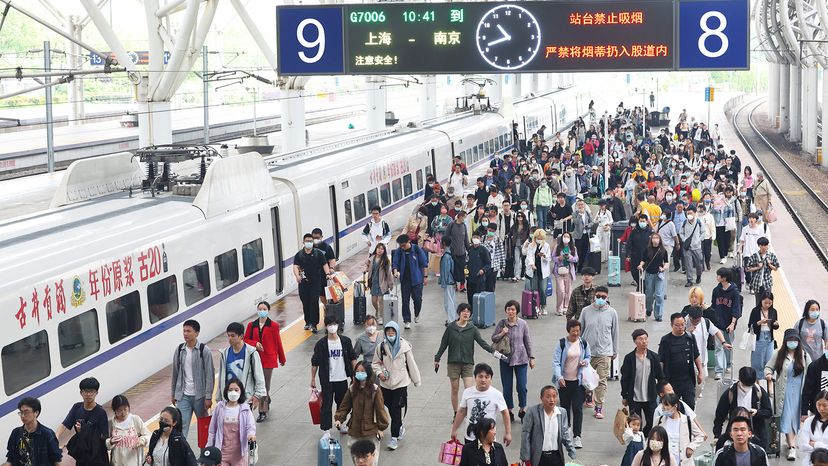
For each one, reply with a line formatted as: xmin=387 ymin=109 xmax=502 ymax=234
xmin=520 ymin=385 xmax=577 ymax=466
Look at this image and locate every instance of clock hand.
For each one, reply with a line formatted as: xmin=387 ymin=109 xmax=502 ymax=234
xmin=496 ymin=24 xmax=512 ymax=41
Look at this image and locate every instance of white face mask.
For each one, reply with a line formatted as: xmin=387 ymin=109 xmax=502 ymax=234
xmin=304 ymin=241 xmax=314 ymax=249
xmin=649 ymin=440 xmax=664 ymax=452
xmin=227 ymin=390 xmax=241 ymax=402
xmin=366 ymin=325 xmax=377 ymax=335
xmin=327 ymin=325 xmax=338 ymax=334
xmin=562 ymin=238 xmax=570 ymax=244
xmin=472 ymin=238 xmax=481 ymax=245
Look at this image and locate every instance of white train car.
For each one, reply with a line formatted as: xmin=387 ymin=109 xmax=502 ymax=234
xmin=0 ymin=86 xmax=593 ymax=434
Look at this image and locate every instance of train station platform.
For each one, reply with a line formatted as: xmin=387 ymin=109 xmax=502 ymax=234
xmin=41 ymin=91 xmax=819 ymax=466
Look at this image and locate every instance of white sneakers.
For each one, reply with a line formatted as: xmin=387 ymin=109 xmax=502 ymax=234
xmin=788 ymin=446 xmax=797 ymax=461
xmin=720 ymin=258 xmax=727 ymax=264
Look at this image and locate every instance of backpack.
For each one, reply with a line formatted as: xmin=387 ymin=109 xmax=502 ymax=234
xmin=178 ymin=342 xmax=206 ymax=360
xmin=66 ymin=420 xmax=108 ymax=466
xmin=797 ymin=318 xmax=826 ymax=341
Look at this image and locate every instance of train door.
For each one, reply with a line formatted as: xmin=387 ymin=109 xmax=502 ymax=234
xmin=328 ymin=185 xmax=340 ymax=258
xmin=270 ymin=206 xmax=283 ymax=292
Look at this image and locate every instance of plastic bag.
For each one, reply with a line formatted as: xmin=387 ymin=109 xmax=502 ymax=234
xmin=582 ymin=364 xmax=600 ymax=391
xmin=738 ymin=328 xmax=756 ymax=351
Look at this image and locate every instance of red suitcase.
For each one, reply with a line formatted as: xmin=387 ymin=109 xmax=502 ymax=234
xmin=521 ymin=289 xmax=539 ymax=319
xmin=309 ymin=388 xmax=322 ymax=425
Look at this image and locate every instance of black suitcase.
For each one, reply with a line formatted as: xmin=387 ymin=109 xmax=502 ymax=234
xmin=353 ymin=281 xmax=367 ymax=325
xmin=587 ymin=250 xmax=602 ymax=275
xmin=730 ymin=255 xmax=743 ymax=292
xmin=610 ymin=221 xmax=628 ymax=256
xmin=766 ymin=380 xmax=781 ymax=457
xmin=326 ymin=300 xmax=346 ymax=330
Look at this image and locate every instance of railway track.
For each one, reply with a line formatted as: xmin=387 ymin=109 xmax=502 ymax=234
xmin=732 ymin=97 xmax=828 ymax=270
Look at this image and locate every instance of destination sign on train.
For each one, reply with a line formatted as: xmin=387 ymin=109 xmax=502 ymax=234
xmin=276 ymin=0 xmax=748 ymax=75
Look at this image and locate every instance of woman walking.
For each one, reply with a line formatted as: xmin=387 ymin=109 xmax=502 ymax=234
xmin=552 ymin=232 xmax=579 ymax=317
xmin=401 ymin=207 xmax=428 ymax=247
xmin=206 ymin=379 xmax=256 ymax=466
xmin=363 ymin=243 xmax=393 ymax=323
xmin=638 ymin=233 xmax=669 ymax=321
xmin=764 ymin=329 xmax=806 ymax=461
xmin=712 ymin=187 xmax=738 ymax=263
xmin=630 ymin=426 xmax=678 ymax=466
xmin=795 ymin=299 xmax=828 ymax=363
xmin=747 ymin=292 xmax=779 ymax=376
xmin=655 ymin=394 xmax=703 ymax=466
xmin=243 ymin=301 xmax=286 ymax=422
xmin=572 ymin=199 xmax=593 ymax=274
xmin=374 ymin=321 xmax=421 ymax=450
xmin=509 ymin=211 xmax=531 ymax=281
xmin=107 ymin=395 xmax=151 ymax=466
xmin=459 ymin=418 xmax=509 ymax=466
xmin=354 ymin=315 xmax=380 ymax=365
xmin=524 ymin=229 xmax=552 ymax=315
xmin=491 ymin=300 xmax=535 ymax=422
xmin=552 ymin=319 xmax=590 ymax=449
xmin=798 ymin=390 xmax=828 ymax=465
xmin=596 ymin=199 xmax=614 ymax=262
xmin=335 ymin=361 xmax=389 ymax=464
xmin=145 ymin=407 xmax=198 ymax=466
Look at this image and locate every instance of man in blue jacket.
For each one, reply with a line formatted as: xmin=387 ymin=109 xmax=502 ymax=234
xmin=711 ymin=267 xmax=742 ymax=380
xmin=5 ymin=397 xmax=62 ymax=466
xmin=392 ymin=235 xmax=428 ymax=329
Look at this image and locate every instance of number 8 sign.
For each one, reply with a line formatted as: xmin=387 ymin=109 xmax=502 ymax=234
xmin=277 ymin=7 xmax=344 ymax=75
xmin=678 ymin=0 xmax=749 ymax=70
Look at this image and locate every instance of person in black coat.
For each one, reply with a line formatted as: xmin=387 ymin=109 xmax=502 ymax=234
xmin=459 ymin=418 xmax=508 ymax=466
xmin=621 ymin=329 xmax=664 ymax=437
xmin=627 ymin=214 xmax=653 ymax=290
xmin=802 ymin=352 xmax=828 ymax=417
xmin=145 ymin=407 xmax=198 ymax=466
xmin=713 ymin=416 xmax=769 ymax=466
xmin=712 ymin=367 xmax=772 ymax=450
xmin=311 ymin=315 xmax=357 ymax=435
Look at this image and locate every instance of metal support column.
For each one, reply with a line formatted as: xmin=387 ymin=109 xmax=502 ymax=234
xmin=420 ymin=75 xmax=437 ymax=119
xmin=202 ymin=46 xmax=209 ymax=144
xmin=530 ymin=73 xmax=540 ymax=93
xmin=137 ymin=73 xmax=172 ymax=147
xmin=768 ymin=62 xmax=779 ymax=127
xmin=486 ymin=74 xmax=502 ymax=105
xmin=789 ymin=65 xmax=801 ymax=142
xmin=779 ymin=65 xmax=790 ymax=133
xmin=280 ymin=88 xmax=305 ymax=152
xmin=511 ymin=74 xmax=522 ymax=99
xmin=803 ymin=66 xmax=818 ymax=153
xmin=44 ymin=41 xmax=55 ymax=173
xmin=66 ymin=16 xmax=85 ymax=126
xmin=366 ymin=76 xmax=386 ymax=132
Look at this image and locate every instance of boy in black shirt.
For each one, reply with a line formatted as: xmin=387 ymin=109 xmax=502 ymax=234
xmin=294 ymin=233 xmax=332 ymax=332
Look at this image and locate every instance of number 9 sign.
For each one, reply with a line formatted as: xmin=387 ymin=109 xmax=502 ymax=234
xmin=678 ymin=0 xmax=748 ymax=70
xmin=277 ymin=7 xmax=344 ymax=75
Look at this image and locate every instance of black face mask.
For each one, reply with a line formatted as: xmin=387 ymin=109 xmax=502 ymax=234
xmin=158 ymin=421 xmax=171 ymax=432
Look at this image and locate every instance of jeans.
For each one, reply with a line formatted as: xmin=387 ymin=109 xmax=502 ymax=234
xmin=381 ymin=386 xmax=408 ymax=438
xmin=715 ymin=330 xmax=734 ymax=375
xmin=177 ymin=394 xmax=196 ymax=438
xmin=299 ymin=281 xmax=321 ymax=327
xmin=558 ymin=380 xmax=585 ymax=436
xmin=751 ymin=330 xmax=774 ymax=376
xmin=527 ymin=274 xmax=547 ymax=306
xmin=644 ymin=271 xmax=665 ymax=320
xmin=537 ymin=205 xmax=550 ymax=229
xmin=400 ymin=281 xmax=423 ymax=323
xmin=499 ymin=361 xmax=528 ymax=409
xmin=321 ymin=380 xmax=348 ymax=431
xmin=443 ymin=285 xmax=457 ymax=322
xmin=683 ymin=248 xmax=704 ymax=283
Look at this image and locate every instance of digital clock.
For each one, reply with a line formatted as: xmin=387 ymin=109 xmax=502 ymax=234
xmin=402 ymin=10 xmax=435 ymax=22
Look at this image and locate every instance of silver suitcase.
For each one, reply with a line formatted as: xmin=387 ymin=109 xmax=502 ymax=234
xmin=382 ymin=288 xmax=399 ymax=324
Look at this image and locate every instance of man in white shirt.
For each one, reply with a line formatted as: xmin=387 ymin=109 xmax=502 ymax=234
xmin=684 ymin=306 xmax=732 ymax=380
xmin=450 ymin=363 xmax=512 ymax=446
xmin=448 ymin=163 xmax=468 ymax=196
xmin=520 ymin=385 xmax=577 ymax=466
xmin=361 ymin=206 xmax=391 ymax=254
xmin=170 ymin=319 xmax=215 ymax=437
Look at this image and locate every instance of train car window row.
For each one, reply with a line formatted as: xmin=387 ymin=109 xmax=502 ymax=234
xmin=367 ymin=189 xmax=379 ymax=212
xmin=148 ymin=275 xmax=179 ymax=323
xmin=215 ymin=249 xmax=239 ymax=291
xmin=242 ymin=239 xmax=264 ymax=277
xmin=183 ymin=262 xmax=211 ymax=306
xmin=416 ymin=169 xmax=423 ymax=190
xmin=403 ymin=174 xmax=413 ymax=197
xmin=392 ymin=179 xmax=403 ymax=203
xmin=2 ymin=330 xmax=50 ymax=395
xmin=58 ymin=310 xmax=101 ymax=368
xmin=343 ymin=165 xmax=429 ymax=227
xmin=380 ymin=183 xmax=391 ymax=207
xmin=106 ymin=290 xmax=142 ymax=344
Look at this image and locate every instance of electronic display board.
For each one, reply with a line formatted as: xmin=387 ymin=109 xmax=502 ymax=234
xmin=276 ymin=0 xmax=749 ymax=75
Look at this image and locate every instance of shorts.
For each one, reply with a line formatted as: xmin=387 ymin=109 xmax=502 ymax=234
xmin=446 ymin=363 xmax=474 ymax=379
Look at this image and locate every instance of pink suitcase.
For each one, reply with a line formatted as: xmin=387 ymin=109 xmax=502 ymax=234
xmin=522 ymin=289 xmax=539 ymax=319
xmin=628 ymin=289 xmax=646 ymax=322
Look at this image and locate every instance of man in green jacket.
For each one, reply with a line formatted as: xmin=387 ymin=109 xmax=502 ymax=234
xmin=434 ymin=303 xmax=505 ymax=415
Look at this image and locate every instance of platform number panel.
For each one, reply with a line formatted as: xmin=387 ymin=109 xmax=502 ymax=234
xmin=678 ymin=0 xmax=749 ymax=70
xmin=277 ymin=7 xmax=345 ymax=75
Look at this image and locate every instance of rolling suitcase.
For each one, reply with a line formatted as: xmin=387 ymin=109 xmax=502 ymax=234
xmin=472 ymin=291 xmax=496 ymax=328
xmin=716 ymin=367 xmax=736 ymax=404
xmin=628 ymin=277 xmax=646 ymax=322
xmin=608 ymin=239 xmax=622 ymax=287
xmin=521 ymin=289 xmax=539 ymax=319
xmin=318 ymin=432 xmax=343 ymax=466
xmin=694 ymin=450 xmax=714 ymax=466
xmin=730 ymin=254 xmax=744 ymax=292
xmin=353 ymin=280 xmax=367 ymax=325
xmin=766 ymin=380 xmax=781 ymax=457
xmin=326 ymin=300 xmax=346 ymax=330
xmin=382 ymin=287 xmax=399 ymax=324
xmin=609 ymin=354 xmax=620 ymax=380
xmin=587 ymin=250 xmax=602 ymax=275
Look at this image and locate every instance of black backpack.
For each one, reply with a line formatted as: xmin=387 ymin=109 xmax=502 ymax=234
xmin=66 ymin=420 xmax=108 ymax=466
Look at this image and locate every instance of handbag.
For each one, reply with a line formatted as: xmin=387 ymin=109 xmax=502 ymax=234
xmin=308 ymin=388 xmax=322 ymax=425
xmin=493 ymin=324 xmax=513 ymax=356
xmin=764 ymin=202 xmax=778 ymax=223
xmin=581 ymin=363 xmax=600 ymax=391
xmin=738 ymin=328 xmax=756 ymax=351
xmin=725 ymin=216 xmax=737 ymax=232
xmin=558 ymin=266 xmax=569 ymax=276
xmin=438 ymin=440 xmax=463 ymax=465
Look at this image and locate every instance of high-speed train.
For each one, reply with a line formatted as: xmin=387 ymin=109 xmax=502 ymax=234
xmin=0 ymin=86 xmax=593 ymax=433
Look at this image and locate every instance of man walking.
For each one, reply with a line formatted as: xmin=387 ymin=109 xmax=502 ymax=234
xmin=520 ymin=386 xmax=577 ymax=466
xmin=620 ymin=329 xmax=663 ymax=436
xmin=294 ymin=233 xmax=332 ymax=332
xmin=567 ymin=267 xmax=596 ymax=321
xmin=679 ymin=206 xmax=704 ymax=287
xmin=171 ymin=319 xmax=215 ymax=437
xmin=578 ymin=286 xmax=619 ymax=419
xmin=391 ymin=235 xmax=429 ymax=329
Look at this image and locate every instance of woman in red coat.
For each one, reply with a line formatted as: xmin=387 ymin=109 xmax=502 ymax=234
xmin=244 ymin=301 xmax=287 ymax=422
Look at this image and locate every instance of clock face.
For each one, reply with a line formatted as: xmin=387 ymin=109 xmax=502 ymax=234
xmin=476 ymin=5 xmax=542 ymax=71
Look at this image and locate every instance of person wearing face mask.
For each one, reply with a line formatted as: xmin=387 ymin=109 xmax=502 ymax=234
xmin=466 ymin=232 xmax=492 ymax=303
xmin=483 ymin=226 xmax=505 ymax=292
xmin=639 ymin=233 xmax=669 ymax=321
xmin=294 ymin=233 xmax=332 ymax=332
xmin=655 ymin=393 xmax=704 ymax=465
xmin=448 ymin=163 xmax=469 ymax=197
xmin=206 ymin=379 xmax=256 ymax=466
xmin=697 ymin=204 xmax=716 ymax=271
xmin=509 ymin=212 xmax=531 ymax=281
xmin=354 ymin=315 xmax=380 ymax=365
xmin=216 ymin=322 xmax=266 ymax=416
xmin=146 ymin=406 xmax=198 ymax=466
xmin=512 ymin=175 xmax=531 ymax=207
xmin=334 ymin=362 xmax=389 ymax=463
xmin=763 ymin=329 xmax=805 ymax=460
xmin=311 ymin=315 xmax=357 ymax=439
xmin=579 ymin=287 xmax=619 ymax=420
xmin=362 ymin=243 xmax=393 ymax=323
xmin=630 ymin=426 xmax=678 ymax=466
xmin=401 ymin=206 xmax=428 ymax=247
xmin=391 ymin=235 xmax=429 ymax=328
xmin=372 ymin=321 xmax=421 ymax=451
xmin=796 ymin=300 xmax=828 ymax=363
xmin=571 ymin=199 xmax=593 ymax=275
xmin=243 ymin=302 xmax=286 ymax=422
xmin=533 ymin=174 xmax=555 ymax=230
xmin=561 ymin=166 xmax=581 ymax=206
xmin=628 ymin=214 xmax=654 ymax=291
xmin=524 ymin=228 xmax=552 ymax=314
xmin=596 ymin=200 xmax=615 ymax=263
xmin=712 ymin=187 xmax=739 ymax=263
xmin=422 ymin=196 xmax=443 ymax=236
xmin=713 ymin=367 xmax=772 ymax=450
xmin=752 ymin=173 xmax=771 ymax=217
xmin=552 ymin=232 xmax=579 ymax=317
xmin=802 ymin=326 xmax=828 ymax=419
xmin=678 ymin=206 xmax=704 ymax=288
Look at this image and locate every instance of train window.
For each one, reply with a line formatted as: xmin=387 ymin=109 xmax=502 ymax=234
xmin=472 ymin=145 xmax=479 ymax=162
xmin=403 ymin=174 xmax=413 ymax=196
xmin=367 ymin=188 xmax=379 ymax=211
xmin=415 ymin=170 xmax=423 ymax=190
xmin=183 ymin=261 xmax=211 ymax=305
xmin=352 ymin=193 xmax=367 ymax=221
xmin=379 ymin=183 xmax=391 ymax=207
xmin=2 ymin=331 xmax=49 ymax=395
xmin=392 ymin=178 xmax=402 ymax=202
xmin=242 ymin=239 xmax=264 ymax=277
xmin=484 ymin=140 xmax=490 ymax=155
xmin=58 ymin=310 xmax=100 ymax=368
xmin=214 ymin=249 xmax=239 ymax=291
xmin=460 ymin=150 xmax=467 ymax=165
xmin=478 ymin=143 xmax=484 ymax=157
xmin=425 ymin=165 xmax=432 ymax=177
xmin=148 ymin=275 xmax=179 ymax=323
xmin=344 ymin=200 xmax=353 ymax=225
xmin=106 ymin=290 xmax=142 ymax=344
